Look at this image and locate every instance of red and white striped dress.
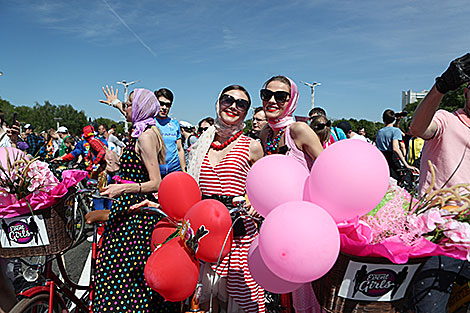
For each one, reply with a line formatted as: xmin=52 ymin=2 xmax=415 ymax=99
xmin=199 ymin=135 xmax=265 ymax=313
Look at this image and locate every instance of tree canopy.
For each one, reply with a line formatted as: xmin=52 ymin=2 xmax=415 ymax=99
xmin=0 ymin=97 xmax=125 ymax=135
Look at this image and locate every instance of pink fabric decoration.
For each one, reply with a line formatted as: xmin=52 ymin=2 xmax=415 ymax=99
xmin=338 ymin=218 xmax=468 ymax=264
xmin=0 ymin=170 xmax=88 ymax=218
xmin=112 ymin=175 xmax=136 ymax=184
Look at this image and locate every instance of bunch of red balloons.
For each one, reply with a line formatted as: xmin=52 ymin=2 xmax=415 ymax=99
xmin=144 ymin=172 xmax=233 ymax=301
xmin=245 ymin=140 xmax=389 ymax=293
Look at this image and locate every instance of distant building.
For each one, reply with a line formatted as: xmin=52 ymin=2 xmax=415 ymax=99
xmin=402 ymin=89 xmax=429 ymax=110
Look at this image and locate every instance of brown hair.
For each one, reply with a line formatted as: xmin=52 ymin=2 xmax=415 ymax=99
xmin=309 ymin=115 xmax=331 ymax=145
xmin=152 ymin=126 xmax=166 ymax=164
xmin=263 ymin=75 xmax=291 ymax=91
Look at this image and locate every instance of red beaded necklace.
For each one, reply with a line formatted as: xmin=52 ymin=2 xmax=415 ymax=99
xmin=211 ymin=130 xmax=243 ymax=150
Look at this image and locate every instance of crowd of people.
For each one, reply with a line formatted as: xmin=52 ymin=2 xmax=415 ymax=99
xmin=1 ymin=53 xmax=470 ymax=313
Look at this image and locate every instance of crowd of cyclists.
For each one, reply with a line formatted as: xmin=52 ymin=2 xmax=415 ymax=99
xmin=1 ymin=53 xmax=470 ymax=313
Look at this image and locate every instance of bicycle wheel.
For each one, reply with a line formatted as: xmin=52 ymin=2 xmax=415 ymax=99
xmin=10 ymin=293 xmax=65 ymax=313
xmin=64 ymin=193 xmax=87 ymax=246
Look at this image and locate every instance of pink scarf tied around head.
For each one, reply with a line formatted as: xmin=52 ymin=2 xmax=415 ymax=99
xmin=267 ymin=77 xmax=299 ymax=131
xmin=131 ymin=88 xmax=160 ymax=138
xmin=187 ymin=90 xmax=248 ymax=183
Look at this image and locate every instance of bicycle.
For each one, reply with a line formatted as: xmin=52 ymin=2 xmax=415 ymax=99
xmin=8 ymin=182 xmax=114 ymax=313
xmin=48 ymin=162 xmax=95 ymax=248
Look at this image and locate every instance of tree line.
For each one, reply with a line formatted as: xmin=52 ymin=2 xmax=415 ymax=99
xmin=0 ymin=98 xmax=124 ymax=135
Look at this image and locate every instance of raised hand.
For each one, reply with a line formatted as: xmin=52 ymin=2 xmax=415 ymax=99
xmin=99 ymin=85 xmax=120 ymax=107
xmin=436 ymin=53 xmax=470 ymax=94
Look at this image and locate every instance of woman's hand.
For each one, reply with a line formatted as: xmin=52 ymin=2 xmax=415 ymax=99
xmin=128 ymin=199 xmax=160 ymax=214
xmin=99 ymin=85 xmax=122 ymax=110
xmin=100 ymin=184 xmax=126 ymax=198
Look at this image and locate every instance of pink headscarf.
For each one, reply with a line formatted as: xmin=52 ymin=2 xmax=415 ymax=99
xmin=267 ymin=76 xmax=299 ymax=131
xmin=130 ymin=88 xmax=160 ymax=138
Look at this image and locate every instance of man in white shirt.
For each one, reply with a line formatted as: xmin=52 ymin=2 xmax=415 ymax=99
xmin=98 ymin=124 xmax=125 ymax=155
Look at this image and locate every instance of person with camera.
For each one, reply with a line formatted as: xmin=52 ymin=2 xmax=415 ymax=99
xmin=409 ymin=53 xmax=470 ymax=312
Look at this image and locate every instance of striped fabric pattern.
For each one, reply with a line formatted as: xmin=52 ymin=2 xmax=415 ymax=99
xmin=199 ymin=135 xmax=265 ymax=313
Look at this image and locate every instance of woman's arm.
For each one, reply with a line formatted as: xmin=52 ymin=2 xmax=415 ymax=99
xmin=101 ymin=130 xmax=162 ymax=198
xmin=249 ymin=139 xmax=264 ymax=165
xmin=289 ymin=122 xmax=324 ymax=160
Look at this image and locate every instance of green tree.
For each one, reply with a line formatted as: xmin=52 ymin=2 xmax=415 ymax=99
xmin=402 ymin=85 xmax=465 ymax=131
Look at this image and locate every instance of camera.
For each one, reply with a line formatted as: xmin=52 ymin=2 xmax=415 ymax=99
xmin=395 ymin=111 xmax=408 ymax=118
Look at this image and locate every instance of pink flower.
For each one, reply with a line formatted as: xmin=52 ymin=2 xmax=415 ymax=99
xmin=420 ymin=208 xmax=446 ymax=231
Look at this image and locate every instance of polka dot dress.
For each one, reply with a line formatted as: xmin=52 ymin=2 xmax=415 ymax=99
xmin=93 ymin=136 xmax=180 ymax=312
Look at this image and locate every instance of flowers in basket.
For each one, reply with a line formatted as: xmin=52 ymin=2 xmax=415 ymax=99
xmin=0 ymin=148 xmax=58 ymax=202
xmin=0 ymin=147 xmax=88 ymax=219
xmin=341 ymin=161 xmax=470 ymax=263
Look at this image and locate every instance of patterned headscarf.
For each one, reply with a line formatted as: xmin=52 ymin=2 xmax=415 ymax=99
xmin=266 ymin=76 xmax=299 ymax=131
xmin=187 ymin=88 xmax=248 ymax=183
xmin=131 ymin=88 xmax=160 ymax=138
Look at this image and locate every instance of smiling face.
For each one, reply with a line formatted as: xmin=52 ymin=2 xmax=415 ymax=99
xmin=262 ymin=80 xmax=291 ymax=120
xmin=218 ymin=89 xmax=249 ymax=126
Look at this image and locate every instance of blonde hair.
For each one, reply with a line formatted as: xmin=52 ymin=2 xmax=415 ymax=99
xmin=152 ymin=126 xmax=166 ymax=164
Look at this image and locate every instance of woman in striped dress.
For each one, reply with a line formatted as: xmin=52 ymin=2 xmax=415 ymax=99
xmin=187 ymin=85 xmax=264 ymax=313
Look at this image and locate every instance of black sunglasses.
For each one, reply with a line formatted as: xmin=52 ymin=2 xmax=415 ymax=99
xmin=260 ymin=89 xmax=290 ymax=103
xmin=312 ymin=120 xmax=331 ymax=131
xmin=198 ymin=127 xmax=208 ymax=133
xmin=160 ymin=101 xmax=172 ymax=107
xmin=219 ymin=94 xmax=250 ymax=112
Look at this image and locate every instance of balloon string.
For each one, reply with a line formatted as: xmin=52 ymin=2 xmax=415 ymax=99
xmin=208 ymin=208 xmax=260 ymax=313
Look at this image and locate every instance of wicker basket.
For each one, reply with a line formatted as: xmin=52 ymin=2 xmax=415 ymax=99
xmin=312 ymin=253 xmax=428 ymax=313
xmin=0 ymin=188 xmax=76 ymax=258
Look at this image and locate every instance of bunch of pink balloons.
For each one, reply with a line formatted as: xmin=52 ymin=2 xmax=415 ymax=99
xmin=245 ymin=140 xmax=389 ymax=293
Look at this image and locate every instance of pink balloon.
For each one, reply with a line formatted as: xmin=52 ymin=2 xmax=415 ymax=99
xmin=246 ymin=155 xmax=309 ymax=217
xmin=248 ymin=237 xmax=302 ymax=293
xmin=306 ymin=140 xmax=389 ymax=222
xmin=259 ymin=201 xmax=340 ymax=283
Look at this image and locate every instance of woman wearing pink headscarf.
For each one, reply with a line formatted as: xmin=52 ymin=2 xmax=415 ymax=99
xmin=259 ymin=75 xmax=323 ymax=167
xmin=259 ymin=76 xmax=324 ymax=313
xmin=94 ymin=88 xmax=179 ymax=312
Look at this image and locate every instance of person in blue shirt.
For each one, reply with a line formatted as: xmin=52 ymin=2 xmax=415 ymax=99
xmin=154 ymin=88 xmax=186 ymax=176
xmin=376 ymin=109 xmax=417 ymax=183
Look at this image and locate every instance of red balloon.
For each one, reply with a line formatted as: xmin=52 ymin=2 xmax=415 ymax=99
xmin=150 ymin=219 xmax=177 ymax=250
xmin=184 ymin=199 xmax=233 ymax=263
xmin=144 ymin=237 xmax=200 ymax=302
xmin=158 ymin=172 xmax=202 ymax=221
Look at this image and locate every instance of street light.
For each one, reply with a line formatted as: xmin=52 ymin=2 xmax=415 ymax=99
xmin=116 ymin=80 xmax=140 ymax=134
xmin=0 ymin=72 xmax=3 ymax=77
xmin=54 ymin=117 xmax=62 ymax=130
xmin=300 ymin=81 xmax=321 ymax=109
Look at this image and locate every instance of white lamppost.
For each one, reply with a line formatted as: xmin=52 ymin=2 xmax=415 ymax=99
xmin=54 ymin=117 xmax=62 ymax=130
xmin=117 ymin=80 xmax=140 ymax=134
xmin=300 ymin=81 xmax=321 ymax=109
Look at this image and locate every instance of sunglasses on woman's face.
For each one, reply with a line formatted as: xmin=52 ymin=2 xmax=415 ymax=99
xmin=312 ymin=120 xmax=331 ymax=131
xmin=260 ymin=89 xmax=290 ymax=103
xmin=219 ymin=94 xmax=250 ymax=112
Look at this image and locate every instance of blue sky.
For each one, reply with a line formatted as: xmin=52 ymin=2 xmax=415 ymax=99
xmin=1 ymin=0 xmax=469 ymax=126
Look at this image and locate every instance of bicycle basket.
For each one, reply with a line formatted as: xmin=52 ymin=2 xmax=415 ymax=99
xmin=312 ymin=253 xmax=428 ymax=313
xmin=0 ymin=188 xmax=76 ymax=258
